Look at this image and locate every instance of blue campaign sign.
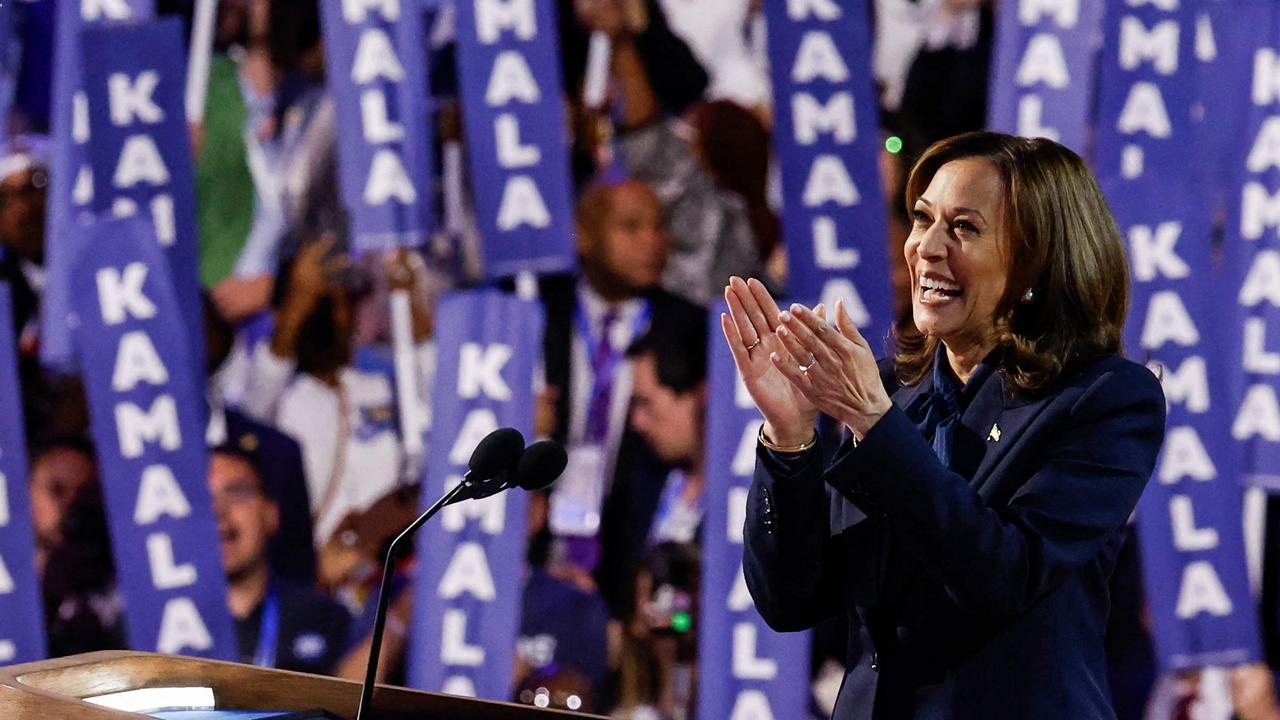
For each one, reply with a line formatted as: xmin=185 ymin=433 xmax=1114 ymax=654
xmin=70 ymin=217 xmax=235 ymax=659
xmin=698 ymin=303 xmax=810 ymax=720
xmin=319 ymin=0 xmax=434 ymax=253
xmin=41 ymin=0 xmax=154 ymax=369
xmin=1220 ymin=0 xmax=1280 ymax=495
xmin=454 ymin=0 xmax=576 ymax=279
xmin=987 ymin=0 xmax=1104 ymax=154
xmin=1190 ymin=0 xmax=1244 ymax=217
xmin=764 ymin=0 xmax=893 ymax=351
xmin=0 ymin=284 xmax=48 ymax=664
xmin=80 ymin=18 xmax=204 ymax=376
xmin=1095 ymin=0 xmax=1259 ymax=670
xmin=408 ymin=289 xmax=542 ymax=698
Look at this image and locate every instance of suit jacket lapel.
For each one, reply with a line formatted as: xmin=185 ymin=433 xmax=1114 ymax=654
xmin=886 ymin=363 xmax=1054 ymax=492
xmin=962 ymin=373 xmax=1054 ymax=494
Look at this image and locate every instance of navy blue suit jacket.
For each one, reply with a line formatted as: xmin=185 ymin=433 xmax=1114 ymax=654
xmin=744 ymin=355 xmax=1165 ymax=720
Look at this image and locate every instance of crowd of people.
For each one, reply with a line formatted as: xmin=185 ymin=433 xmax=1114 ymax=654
xmin=5 ymin=0 xmax=1267 ymax=719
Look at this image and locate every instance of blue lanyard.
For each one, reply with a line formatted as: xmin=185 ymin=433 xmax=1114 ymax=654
xmin=253 ymin=588 xmax=280 ymax=668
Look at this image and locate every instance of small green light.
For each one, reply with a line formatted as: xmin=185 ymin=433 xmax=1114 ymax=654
xmin=671 ymin=612 xmax=692 ymax=633
xmin=885 ymin=136 xmax=903 ymax=154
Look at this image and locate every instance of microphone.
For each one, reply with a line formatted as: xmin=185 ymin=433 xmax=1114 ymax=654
xmin=447 ymin=427 xmax=525 ymax=504
xmin=461 ymin=427 xmax=525 ymax=487
xmin=447 ymin=437 xmax=568 ymax=503
xmin=513 ymin=440 xmax=569 ymax=491
xmin=355 ymin=427 xmax=525 ymax=720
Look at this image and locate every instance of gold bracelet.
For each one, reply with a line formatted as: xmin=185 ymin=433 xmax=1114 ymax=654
xmin=758 ymin=424 xmax=818 ymax=454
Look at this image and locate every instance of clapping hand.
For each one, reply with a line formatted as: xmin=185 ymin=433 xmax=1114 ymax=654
xmin=722 ymin=277 xmax=892 ymax=444
xmin=771 ymin=298 xmax=892 ymax=441
xmin=721 ymin=277 xmax=817 ymax=446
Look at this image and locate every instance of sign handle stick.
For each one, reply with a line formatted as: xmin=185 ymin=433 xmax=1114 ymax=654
xmin=185 ymin=0 xmax=217 ymax=124
xmin=582 ymin=31 xmax=612 ymax=109
xmin=515 ymin=272 xmax=538 ymax=302
xmin=443 ymin=140 xmax=466 ymax=236
xmin=390 ymin=288 xmax=425 ymax=472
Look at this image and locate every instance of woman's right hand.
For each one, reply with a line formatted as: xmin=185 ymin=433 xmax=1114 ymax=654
xmin=271 ymin=236 xmax=347 ymax=360
xmin=721 ymin=276 xmax=818 ymax=446
xmin=287 ymin=234 xmax=345 ymax=308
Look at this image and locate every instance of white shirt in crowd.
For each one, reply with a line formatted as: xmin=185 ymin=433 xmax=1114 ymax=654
xmin=874 ymin=0 xmax=983 ymax=111
xmin=657 ymin=0 xmax=770 ymax=107
xmin=239 ymin=341 xmax=435 ymax=546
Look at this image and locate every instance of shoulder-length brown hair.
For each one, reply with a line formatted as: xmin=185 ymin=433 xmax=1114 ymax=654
xmin=895 ymin=132 xmax=1129 ymax=392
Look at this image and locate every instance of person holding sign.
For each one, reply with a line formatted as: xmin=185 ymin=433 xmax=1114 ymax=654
xmin=725 ymin=132 xmax=1166 ymax=719
xmin=243 ymin=239 xmax=432 ymax=589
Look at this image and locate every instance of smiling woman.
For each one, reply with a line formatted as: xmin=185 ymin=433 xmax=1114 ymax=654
xmin=722 ymin=131 xmax=1167 ymax=720
xmin=904 ymin=157 xmax=1010 ymax=384
xmin=897 ymin=133 xmax=1130 ymax=391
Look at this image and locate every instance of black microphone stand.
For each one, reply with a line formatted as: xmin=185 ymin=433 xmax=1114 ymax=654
xmin=355 ymin=479 xmax=469 ymax=720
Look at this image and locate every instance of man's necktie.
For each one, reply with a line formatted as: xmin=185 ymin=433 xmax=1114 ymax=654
xmin=584 ymin=310 xmax=619 ymax=446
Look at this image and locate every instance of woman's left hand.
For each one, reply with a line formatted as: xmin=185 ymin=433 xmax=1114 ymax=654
xmin=772 ymin=298 xmax=893 ymax=440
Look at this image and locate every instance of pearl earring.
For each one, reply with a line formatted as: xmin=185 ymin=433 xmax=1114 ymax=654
xmin=1021 ymin=288 xmax=1035 ymax=303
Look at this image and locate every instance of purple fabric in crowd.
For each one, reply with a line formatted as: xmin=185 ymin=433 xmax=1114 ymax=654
xmin=584 ymin=309 xmax=619 ymax=445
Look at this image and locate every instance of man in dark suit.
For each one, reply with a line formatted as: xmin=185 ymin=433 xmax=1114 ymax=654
xmin=625 ymin=314 xmax=709 ymax=548
xmin=536 ymin=178 xmax=705 ymax=617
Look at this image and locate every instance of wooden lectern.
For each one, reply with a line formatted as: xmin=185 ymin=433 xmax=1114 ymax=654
xmin=0 ymin=651 xmax=603 ymax=719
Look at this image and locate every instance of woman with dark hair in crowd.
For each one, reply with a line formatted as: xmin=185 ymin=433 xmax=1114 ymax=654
xmin=724 ymin=131 xmax=1166 ymax=719
xmin=242 ymin=238 xmax=433 ymax=594
xmin=687 ymin=100 xmax=780 ymax=282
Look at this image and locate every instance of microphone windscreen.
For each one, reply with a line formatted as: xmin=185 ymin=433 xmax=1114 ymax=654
xmin=468 ymin=427 xmax=525 ymax=479
xmin=515 ymin=441 xmax=568 ymax=491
